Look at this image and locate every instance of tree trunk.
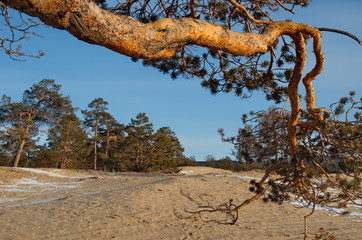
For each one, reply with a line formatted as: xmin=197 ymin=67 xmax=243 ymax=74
xmin=59 ymin=151 xmax=67 ymax=169
xmin=13 ymin=139 xmax=26 ymax=167
xmin=60 ymin=158 xmax=66 ymax=169
xmin=105 ymin=129 xmax=110 ymax=157
xmin=93 ymin=139 xmax=97 ymax=170
xmin=93 ymin=124 xmax=98 ymax=170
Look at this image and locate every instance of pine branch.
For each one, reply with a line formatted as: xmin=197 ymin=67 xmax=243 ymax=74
xmin=318 ymin=28 xmax=362 ymax=45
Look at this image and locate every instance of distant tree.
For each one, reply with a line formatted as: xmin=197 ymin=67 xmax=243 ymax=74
xmin=177 ymin=155 xmax=198 ymax=167
xmin=0 ymin=106 xmax=22 ymax=166
xmin=219 ymin=126 xmax=255 ymax=164
xmin=99 ymin=112 xmax=124 ymax=159
xmin=94 ymin=112 xmax=125 ymax=171
xmin=123 ymin=113 xmax=154 ymax=172
xmin=0 ymin=79 xmax=72 ymax=167
xmin=31 ymin=144 xmax=57 ymax=168
xmin=0 ymin=128 xmax=13 ymax=165
xmin=113 ymin=113 xmax=186 ymax=172
xmin=82 ymin=97 xmax=110 ymax=170
xmin=46 ymin=112 xmax=88 ymax=169
xmin=204 ymin=154 xmax=216 ymax=162
xmin=205 ymin=154 xmax=217 ymax=168
xmin=204 ymin=155 xmax=237 ymax=171
xmin=151 ymin=127 xmax=185 ymax=172
xmin=0 ymin=125 xmax=37 ymax=167
xmin=218 ymin=156 xmax=235 ymax=171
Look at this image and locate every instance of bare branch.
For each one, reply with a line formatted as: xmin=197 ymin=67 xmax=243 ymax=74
xmin=318 ymin=27 xmax=362 ymax=46
xmin=0 ymin=3 xmax=44 ymax=59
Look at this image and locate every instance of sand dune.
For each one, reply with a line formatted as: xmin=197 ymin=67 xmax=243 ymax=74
xmin=0 ymin=166 xmax=361 ymax=240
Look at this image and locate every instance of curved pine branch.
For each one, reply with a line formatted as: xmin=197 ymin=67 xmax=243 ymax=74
xmin=2 ymin=0 xmax=321 ymax=60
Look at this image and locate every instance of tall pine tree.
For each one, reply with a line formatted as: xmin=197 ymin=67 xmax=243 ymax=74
xmin=152 ymin=127 xmax=184 ymax=172
xmin=82 ymin=98 xmax=110 ymax=170
xmin=123 ymin=113 xmax=154 ymax=172
xmin=0 ymin=79 xmax=72 ymax=167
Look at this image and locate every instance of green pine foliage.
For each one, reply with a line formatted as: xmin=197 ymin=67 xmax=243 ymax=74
xmin=152 ymin=127 xmax=185 ymax=172
xmin=81 ymin=97 xmax=112 ymax=170
xmin=0 ymin=79 xmax=187 ymax=172
xmin=0 ymin=79 xmax=73 ymax=167
xmin=110 ymin=114 xmax=185 ymax=173
xmin=45 ymin=113 xmax=89 ymax=169
xmin=219 ymin=92 xmax=361 ymax=212
xmin=119 ymin=113 xmax=155 ymax=172
xmin=119 ymin=0 xmax=309 ymax=103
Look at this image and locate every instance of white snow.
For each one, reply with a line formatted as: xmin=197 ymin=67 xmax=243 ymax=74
xmin=16 ymin=168 xmax=80 ymax=178
xmin=0 ymin=196 xmax=68 ymax=210
xmin=14 ymin=178 xmax=77 ymax=189
xmin=0 ymin=198 xmax=26 ymax=203
xmin=288 ymin=200 xmax=362 ymax=217
xmin=214 ymin=174 xmax=261 ymax=180
xmin=1 ymin=188 xmax=33 ymax=192
xmin=179 ymin=170 xmax=194 ymax=175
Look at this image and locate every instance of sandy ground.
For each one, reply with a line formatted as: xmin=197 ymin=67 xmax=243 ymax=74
xmin=0 ymin=166 xmax=361 ymax=240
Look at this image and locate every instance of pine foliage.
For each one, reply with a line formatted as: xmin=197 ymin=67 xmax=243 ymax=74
xmin=0 ymin=80 xmax=187 ymax=172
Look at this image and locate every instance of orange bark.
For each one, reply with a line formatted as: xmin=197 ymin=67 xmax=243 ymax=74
xmin=2 ymin=1 xmax=321 ymax=61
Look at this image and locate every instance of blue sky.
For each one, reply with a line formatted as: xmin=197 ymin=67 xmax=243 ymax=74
xmin=1 ymin=1 xmax=361 ymax=161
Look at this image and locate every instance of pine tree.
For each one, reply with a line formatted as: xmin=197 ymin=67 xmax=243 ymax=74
xmin=123 ymin=113 xmax=154 ymax=172
xmin=152 ymin=127 xmax=185 ymax=172
xmin=98 ymin=112 xmax=125 ymax=170
xmin=47 ymin=113 xmax=89 ymax=169
xmin=205 ymin=155 xmax=217 ymax=168
xmin=218 ymin=156 xmax=235 ymax=171
xmin=82 ymin=97 xmax=110 ymax=170
xmin=0 ymin=79 xmax=72 ymax=167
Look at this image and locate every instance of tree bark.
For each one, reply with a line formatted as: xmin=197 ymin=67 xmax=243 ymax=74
xmin=105 ymin=129 xmax=110 ymax=157
xmin=1 ymin=0 xmax=322 ymax=60
xmin=13 ymin=139 xmax=26 ymax=167
xmin=93 ymin=139 xmax=97 ymax=170
xmin=93 ymin=123 xmax=98 ymax=170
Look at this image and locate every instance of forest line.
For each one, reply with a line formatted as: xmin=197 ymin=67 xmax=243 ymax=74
xmin=0 ymin=79 xmax=197 ymax=172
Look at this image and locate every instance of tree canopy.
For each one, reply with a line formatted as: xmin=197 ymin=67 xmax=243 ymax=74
xmin=0 ymin=79 xmax=73 ymax=167
xmin=0 ymin=79 xmax=188 ymax=171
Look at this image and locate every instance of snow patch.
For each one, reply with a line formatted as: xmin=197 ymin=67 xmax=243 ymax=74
xmin=16 ymin=168 xmax=80 ymax=178
xmin=14 ymin=178 xmax=77 ymax=189
xmin=0 ymin=198 xmax=26 ymax=203
xmin=288 ymin=200 xmax=362 ymax=217
xmin=1 ymin=188 xmax=33 ymax=192
xmin=0 ymin=196 xmax=68 ymax=210
xmin=214 ymin=174 xmax=261 ymax=181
